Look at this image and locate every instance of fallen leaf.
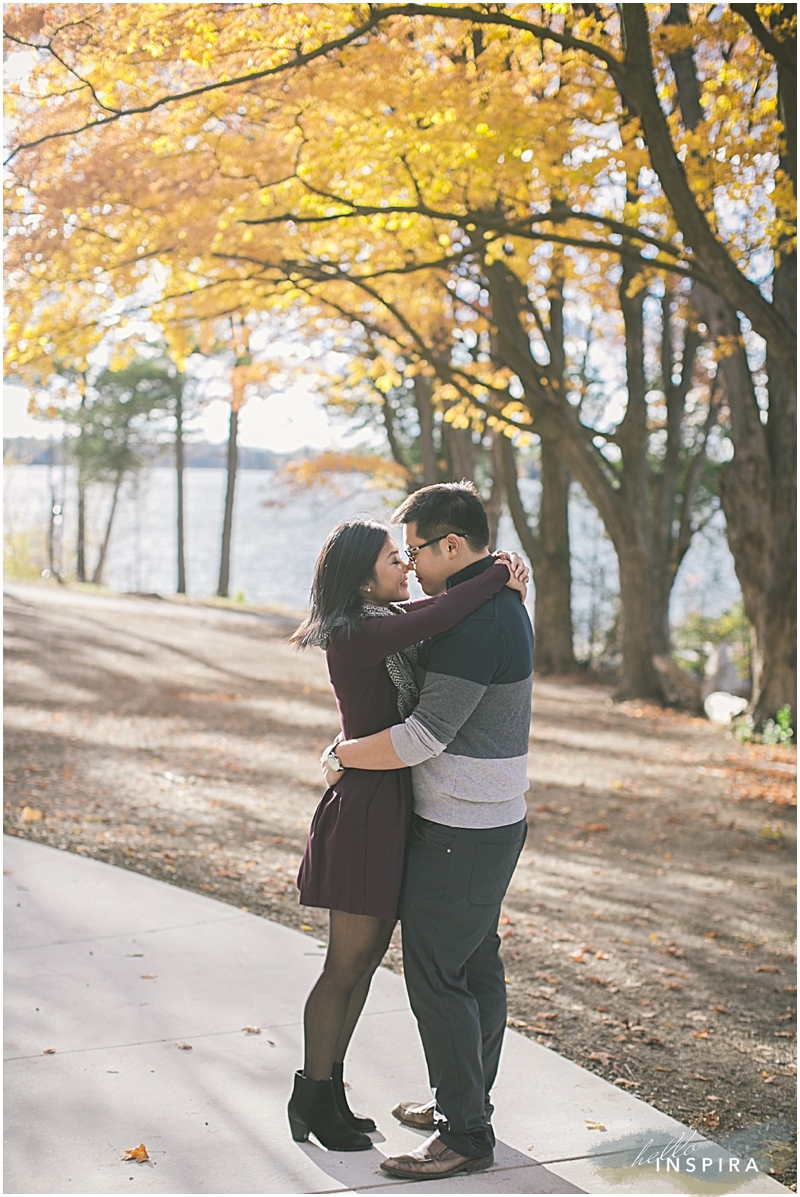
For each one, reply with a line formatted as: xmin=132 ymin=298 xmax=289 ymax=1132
xmin=300 ymin=924 xmax=313 ymax=931
xmin=177 ymin=1042 xmax=192 ymax=1050
xmin=42 ymin=1048 xmax=56 ymax=1054
xmin=584 ymin=1120 xmax=606 ymax=1131
xmin=613 ymin=1078 xmax=641 ymax=1088
xmin=654 ymin=1066 xmax=672 ymax=1072
xmin=762 ymin=1071 xmax=777 ymax=1083
xmin=140 ymin=974 xmax=157 ymax=980
xmin=508 ymin=1018 xmax=528 ymax=1028
xmin=241 ymin=1026 xmax=261 ymax=1034
xmin=694 ymin=1110 xmax=720 ymax=1130
xmin=594 ymin=950 xmax=610 ymax=960
xmin=692 ymin=1073 xmax=712 ymax=1082
xmin=590 ymin=1051 xmax=616 ymax=1067
xmin=755 ymin=965 xmax=780 ymax=973
xmin=21 ymin=807 xmax=44 ymax=822
xmin=691 ymin=1029 xmax=712 ymax=1039
xmin=123 ymin=1144 xmax=149 ymax=1162
xmin=499 ymin=914 xmax=514 ymax=925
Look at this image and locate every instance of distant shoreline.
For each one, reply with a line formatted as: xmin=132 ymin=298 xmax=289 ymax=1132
xmin=3 ymin=436 xmax=306 ymax=471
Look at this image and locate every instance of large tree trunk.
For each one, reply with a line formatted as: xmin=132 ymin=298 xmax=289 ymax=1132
xmin=76 ymin=476 xmax=87 ymax=583
xmin=217 ymin=403 xmax=239 ymax=598
xmin=668 ymin=7 xmax=796 ymax=728
xmin=753 ymin=249 xmax=797 ymax=727
xmin=499 ymin=434 xmax=576 ymax=674
xmin=617 ymin=546 xmax=665 ymax=701
xmin=91 ymin=472 xmax=122 ymax=586
xmin=175 ymin=388 xmax=186 ymax=594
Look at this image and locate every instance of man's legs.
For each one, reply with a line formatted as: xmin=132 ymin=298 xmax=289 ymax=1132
xmin=399 ymin=815 xmax=527 ymax=1159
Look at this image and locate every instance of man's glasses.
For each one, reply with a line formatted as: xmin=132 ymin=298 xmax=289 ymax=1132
xmin=405 ymin=532 xmax=468 ymax=562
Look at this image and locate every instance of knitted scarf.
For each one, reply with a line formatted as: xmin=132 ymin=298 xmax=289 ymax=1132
xmin=312 ymin=602 xmax=420 ymax=719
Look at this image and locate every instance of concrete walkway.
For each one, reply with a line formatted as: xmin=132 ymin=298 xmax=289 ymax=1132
xmin=4 ymin=836 xmax=784 ymax=1195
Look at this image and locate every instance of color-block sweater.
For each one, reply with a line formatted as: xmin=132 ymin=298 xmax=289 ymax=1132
xmin=390 ymin=555 xmax=534 ymax=828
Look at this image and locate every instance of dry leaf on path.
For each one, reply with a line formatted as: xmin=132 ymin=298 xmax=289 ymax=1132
xmin=123 ymin=1144 xmax=149 ymax=1162
xmin=613 ymin=1078 xmax=641 ymax=1088
xmin=140 ymin=974 xmax=157 ymax=980
xmin=177 ymin=1043 xmax=192 ymax=1050
xmin=21 ymin=807 xmax=44 ymax=822
xmin=42 ymin=1048 xmax=56 ymax=1054
xmin=584 ymin=1120 xmax=606 ymax=1131
xmin=241 ymin=1026 xmax=261 ymax=1034
xmin=692 ymin=1073 xmax=712 ymax=1082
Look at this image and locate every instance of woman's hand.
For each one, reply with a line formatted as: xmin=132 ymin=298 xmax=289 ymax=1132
xmin=494 ymin=550 xmax=529 ymax=603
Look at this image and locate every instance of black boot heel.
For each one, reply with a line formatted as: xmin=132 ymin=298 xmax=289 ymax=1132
xmin=288 ymin=1111 xmax=309 ymax=1142
xmin=287 ymin=1071 xmax=372 ymax=1151
xmin=331 ymin=1062 xmax=377 ymax=1132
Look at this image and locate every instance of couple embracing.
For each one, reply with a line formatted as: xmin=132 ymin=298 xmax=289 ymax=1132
xmin=288 ymin=481 xmax=533 ymax=1181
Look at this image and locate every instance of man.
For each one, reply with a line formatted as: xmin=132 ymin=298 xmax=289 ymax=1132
xmin=326 ymin=481 xmax=534 ymax=1181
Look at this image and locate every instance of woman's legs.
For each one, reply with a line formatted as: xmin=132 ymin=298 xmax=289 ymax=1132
xmin=303 ymin=910 xmax=395 ymax=1081
xmin=333 ymin=919 xmax=395 ymax=1064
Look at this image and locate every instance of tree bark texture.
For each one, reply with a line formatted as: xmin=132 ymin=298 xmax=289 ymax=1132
xmin=217 ymin=403 xmax=240 ymax=598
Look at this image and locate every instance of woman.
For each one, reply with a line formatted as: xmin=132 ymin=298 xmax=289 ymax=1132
xmin=287 ymin=519 xmax=527 ymax=1151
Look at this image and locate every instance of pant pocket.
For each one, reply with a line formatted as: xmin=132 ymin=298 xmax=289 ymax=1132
xmin=467 ymin=841 xmax=519 ymax=905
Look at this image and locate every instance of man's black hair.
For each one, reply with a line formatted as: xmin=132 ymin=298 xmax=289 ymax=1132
xmin=391 ymin=480 xmax=489 ymax=552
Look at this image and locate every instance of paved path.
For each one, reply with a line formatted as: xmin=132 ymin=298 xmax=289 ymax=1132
xmin=4 ymin=837 xmax=783 ymax=1194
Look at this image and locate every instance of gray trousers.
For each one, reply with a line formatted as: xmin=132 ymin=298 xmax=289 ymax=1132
xmin=399 ymin=814 xmax=528 ymax=1158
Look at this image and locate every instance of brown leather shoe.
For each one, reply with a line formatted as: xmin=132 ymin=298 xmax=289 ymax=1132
xmin=380 ymin=1132 xmax=493 ymax=1180
xmin=391 ymin=1098 xmax=438 ymax=1130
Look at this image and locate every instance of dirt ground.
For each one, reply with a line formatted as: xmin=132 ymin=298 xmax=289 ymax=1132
xmin=4 ymin=581 xmax=797 ymax=1188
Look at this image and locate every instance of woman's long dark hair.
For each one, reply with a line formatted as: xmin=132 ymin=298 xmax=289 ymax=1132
xmin=290 ymin=520 xmax=389 ymax=649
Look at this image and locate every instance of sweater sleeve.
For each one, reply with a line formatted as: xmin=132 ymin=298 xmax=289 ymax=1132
xmin=389 ymin=619 xmax=498 ymax=765
xmin=337 ymin=563 xmax=509 ymax=668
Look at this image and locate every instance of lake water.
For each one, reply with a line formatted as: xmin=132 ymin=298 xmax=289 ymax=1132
xmin=4 ymin=464 xmax=741 ymax=653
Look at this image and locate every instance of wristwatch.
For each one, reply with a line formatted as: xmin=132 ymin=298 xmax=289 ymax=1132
xmin=325 ymin=748 xmax=345 ymax=773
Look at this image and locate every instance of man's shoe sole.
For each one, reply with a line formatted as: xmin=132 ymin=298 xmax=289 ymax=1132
xmin=391 ymin=1110 xmax=436 ymax=1130
xmin=379 ymin=1155 xmax=493 ymax=1181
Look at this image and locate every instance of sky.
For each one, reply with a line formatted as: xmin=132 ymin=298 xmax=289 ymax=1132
xmin=3 ymin=381 xmax=342 ymax=454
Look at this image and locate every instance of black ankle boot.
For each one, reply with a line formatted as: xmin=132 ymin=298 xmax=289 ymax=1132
xmin=288 ymin=1071 xmax=373 ymax=1151
xmin=331 ymin=1062 xmax=377 ymax=1132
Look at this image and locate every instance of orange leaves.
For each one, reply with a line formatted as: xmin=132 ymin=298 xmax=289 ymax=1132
xmin=122 ymin=1144 xmax=149 ymax=1162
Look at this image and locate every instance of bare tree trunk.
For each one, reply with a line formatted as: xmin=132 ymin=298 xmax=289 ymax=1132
xmin=175 ymin=388 xmax=187 ymax=594
xmin=500 ymin=435 xmax=576 ymax=674
xmin=483 ymin=435 xmax=504 ymax=551
xmin=413 ymin=376 xmax=440 ymax=486
xmin=46 ymin=439 xmax=62 ymax=583
xmin=217 ymin=403 xmax=239 ymax=598
xmin=76 ymin=476 xmax=87 ymax=583
xmin=91 ymin=473 xmax=122 ymax=586
xmin=442 ymin=421 xmax=479 ymax=481
xmin=535 ymin=443 xmax=576 ymax=673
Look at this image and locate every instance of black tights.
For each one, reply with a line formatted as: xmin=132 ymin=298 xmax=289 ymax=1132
xmin=303 ymin=910 xmax=395 ymax=1081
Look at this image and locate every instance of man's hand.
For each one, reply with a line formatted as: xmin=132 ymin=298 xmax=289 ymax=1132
xmin=320 ymin=742 xmax=345 ymax=788
xmin=494 ymin=550 xmax=529 ymax=603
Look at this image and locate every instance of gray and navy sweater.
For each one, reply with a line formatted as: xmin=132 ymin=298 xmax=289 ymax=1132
xmin=390 ymin=555 xmax=534 ymax=828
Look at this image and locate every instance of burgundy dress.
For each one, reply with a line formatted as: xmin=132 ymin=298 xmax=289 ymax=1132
xmin=297 ymin=563 xmax=510 ymax=919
